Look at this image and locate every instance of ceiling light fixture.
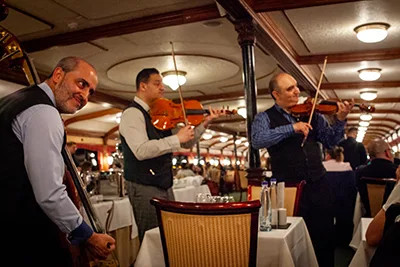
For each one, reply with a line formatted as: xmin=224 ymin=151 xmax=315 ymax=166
xmin=360 ymin=114 xmax=372 ymax=121
xmin=354 ymin=23 xmax=390 ymax=43
xmin=359 ymin=121 xmax=370 ymax=127
xmin=358 ymin=68 xmax=381 ymax=81
xmin=360 ymin=89 xmax=378 ymax=101
xmin=358 ymin=126 xmax=368 ymax=132
xmin=161 ymin=70 xmax=187 ymax=91
xmin=220 ymin=136 xmax=229 ymax=143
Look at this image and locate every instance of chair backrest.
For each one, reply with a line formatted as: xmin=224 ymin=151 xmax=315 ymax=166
xmin=247 ymin=180 xmax=306 ymax=216
xmin=361 ymin=177 xmax=397 ymax=217
xmin=238 ymin=170 xmax=248 ymax=190
xmin=209 ymin=168 xmax=221 ymax=184
xmin=150 ymin=198 xmax=261 ymax=267
xmin=224 ymin=170 xmax=235 ymax=183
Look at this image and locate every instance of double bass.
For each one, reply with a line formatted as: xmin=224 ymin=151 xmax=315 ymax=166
xmin=0 ymin=23 xmax=118 ymax=267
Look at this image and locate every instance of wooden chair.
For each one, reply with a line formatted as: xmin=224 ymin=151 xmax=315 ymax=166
xmin=360 ymin=177 xmax=397 ymax=217
xmin=247 ymin=180 xmax=306 ymax=216
xmin=150 ymin=198 xmax=261 ymax=267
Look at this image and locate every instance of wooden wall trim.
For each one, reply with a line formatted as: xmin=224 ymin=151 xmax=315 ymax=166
xmin=321 ymin=81 xmax=400 ymax=90
xmin=248 ymin=0 xmax=362 ymax=13
xmin=297 ymin=48 xmax=400 ymax=64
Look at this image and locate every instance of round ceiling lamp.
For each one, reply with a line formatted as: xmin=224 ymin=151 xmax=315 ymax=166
xmin=161 ymin=70 xmax=187 ymax=91
xmin=358 ymin=126 xmax=368 ymax=132
xmin=360 ymin=114 xmax=372 ymax=121
xmin=358 ymin=68 xmax=381 ymax=81
xmin=220 ymin=136 xmax=229 ymax=143
xmin=360 ymin=89 xmax=378 ymax=101
xmin=359 ymin=121 xmax=370 ymax=127
xmin=354 ymin=23 xmax=390 ymax=43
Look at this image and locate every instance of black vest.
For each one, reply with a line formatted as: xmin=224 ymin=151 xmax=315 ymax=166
xmin=0 ymin=85 xmax=64 ymax=239
xmin=121 ymin=101 xmax=173 ymax=189
xmin=266 ymin=105 xmax=326 ymax=183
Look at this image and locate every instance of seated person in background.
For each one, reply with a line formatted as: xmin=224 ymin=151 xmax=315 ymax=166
xmin=175 ymin=162 xmax=196 ymax=178
xmin=356 ymin=139 xmax=397 ymax=217
xmin=323 ymin=146 xmax=352 ymax=172
xmin=366 ymin=166 xmax=400 ymax=246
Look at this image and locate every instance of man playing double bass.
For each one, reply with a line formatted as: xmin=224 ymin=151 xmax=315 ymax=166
xmin=119 ymin=68 xmax=223 ymax=242
xmin=0 ymin=57 xmax=115 ymax=266
xmin=252 ymin=72 xmax=354 ymax=267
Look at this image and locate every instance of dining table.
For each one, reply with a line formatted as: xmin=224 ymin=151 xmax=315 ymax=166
xmin=134 ymin=216 xmax=318 ymax=267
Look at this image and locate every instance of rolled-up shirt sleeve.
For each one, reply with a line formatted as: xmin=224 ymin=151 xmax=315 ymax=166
xmin=12 ymin=104 xmax=89 ymax=237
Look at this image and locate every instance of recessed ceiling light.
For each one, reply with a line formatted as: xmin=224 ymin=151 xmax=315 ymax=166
xmin=358 ymin=68 xmax=381 ymax=81
xmin=354 ymin=23 xmax=390 ymax=43
xmin=360 ymin=89 xmax=378 ymax=101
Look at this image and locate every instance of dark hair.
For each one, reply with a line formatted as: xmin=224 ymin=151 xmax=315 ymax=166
xmin=327 ymin=146 xmax=344 ymax=162
xmin=47 ymin=57 xmax=93 ymax=79
xmin=347 ymin=127 xmax=358 ymax=135
xmin=269 ymin=73 xmax=282 ymax=101
xmin=135 ymin=68 xmax=160 ymax=90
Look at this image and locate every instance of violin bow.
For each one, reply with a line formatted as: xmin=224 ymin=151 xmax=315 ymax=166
xmin=170 ymin=41 xmax=188 ymax=125
xmin=301 ymin=56 xmax=328 ymax=147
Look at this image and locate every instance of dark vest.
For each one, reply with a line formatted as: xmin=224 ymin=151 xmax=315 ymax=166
xmin=266 ymin=105 xmax=326 ymax=183
xmin=0 ymin=85 xmax=64 ymax=241
xmin=121 ymin=101 xmax=173 ymax=189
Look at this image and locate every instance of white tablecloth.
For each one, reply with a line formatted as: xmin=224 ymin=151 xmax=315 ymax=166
xmin=84 ymin=197 xmax=138 ymax=239
xmin=348 ymin=218 xmax=376 ymax=267
xmin=134 ymin=217 xmax=318 ymax=267
xmin=172 ymin=184 xmax=211 ymax=202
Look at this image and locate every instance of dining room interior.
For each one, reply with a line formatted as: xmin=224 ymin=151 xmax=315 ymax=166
xmin=1 ymin=0 xmax=400 ymax=266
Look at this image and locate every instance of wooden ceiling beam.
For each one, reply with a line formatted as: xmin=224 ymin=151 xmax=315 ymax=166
xmin=351 ymin=109 xmax=400 ymax=116
xmin=22 ymin=5 xmax=220 ymax=53
xmin=297 ymin=48 xmax=400 ymax=64
xmin=64 ymin=108 xmax=121 ymax=127
xmin=247 ymin=0 xmax=362 ymax=13
xmin=348 ymin=118 xmax=400 ymax=125
xmin=321 ymin=81 xmax=400 ymax=90
xmin=103 ymin=125 xmax=120 ymax=144
xmin=216 ymin=0 xmax=317 ymax=95
xmin=90 ymin=91 xmax=131 ymax=110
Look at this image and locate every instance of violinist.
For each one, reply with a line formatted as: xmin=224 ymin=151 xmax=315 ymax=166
xmin=119 ymin=68 xmax=223 ymax=242
xmin=251 ymin=72 xmax=353 ymax=267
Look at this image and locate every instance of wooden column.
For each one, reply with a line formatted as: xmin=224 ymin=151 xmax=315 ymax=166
xmin=235 ymin=19 xmax=264 ymax=184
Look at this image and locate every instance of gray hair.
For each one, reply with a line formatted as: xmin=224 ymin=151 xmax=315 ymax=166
xmin=269 ymin=72 xmax=283 ymax=100
xmin=47 ymin=56 xmax=94 ymax=79
xmin=367 ymin=139 xmax=390 ymax=158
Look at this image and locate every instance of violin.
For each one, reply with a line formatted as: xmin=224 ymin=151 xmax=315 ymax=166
xmin=290 ymin=97 xmax=375 ymax=117
xmin=150 ymin=98 xmax=237 ymax=130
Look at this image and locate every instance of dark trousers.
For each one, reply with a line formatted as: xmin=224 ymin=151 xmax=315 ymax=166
xmin=126 ymin=181 xmax=175 ymax=243
xmin=298 ymin=175 xmax=335 ymax=267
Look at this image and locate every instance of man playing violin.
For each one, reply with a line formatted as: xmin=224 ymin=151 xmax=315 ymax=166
xmin=252 ymin=72 xmax=354 ymax=267
xmin=119 ymin=68 xmax=223 ymax=242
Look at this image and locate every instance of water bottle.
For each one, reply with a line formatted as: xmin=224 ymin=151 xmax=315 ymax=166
xmin=270 ymin=178 xmax=278 ymax=226
xmin=259 ymin=181 xmax=272 ymax=231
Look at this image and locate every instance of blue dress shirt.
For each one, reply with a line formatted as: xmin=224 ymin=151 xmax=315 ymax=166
xmin=11 ymin=82 xmax=93 ymax=244
xmin=252 ymin=104 xmax=346 ymax=149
